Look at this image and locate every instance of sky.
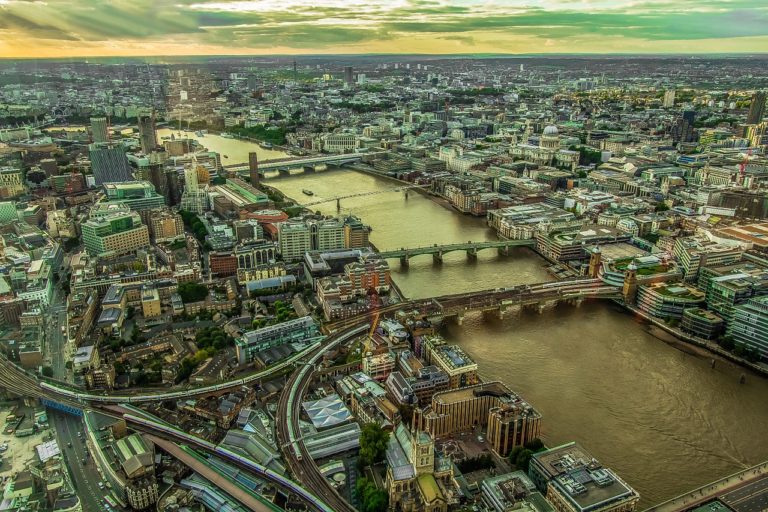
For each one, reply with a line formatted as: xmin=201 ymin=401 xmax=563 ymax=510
xmin=0 ymin=0 xmax=767 ymax=58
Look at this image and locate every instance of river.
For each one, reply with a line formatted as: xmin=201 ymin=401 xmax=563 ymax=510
xmin=160 ymin=129 xmax=768 ymax=506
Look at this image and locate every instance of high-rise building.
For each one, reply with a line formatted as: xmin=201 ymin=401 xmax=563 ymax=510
xmin=90 ymin=117 xmax=109 ymax=143
xmin=82 ymin=210 xmax=149 ymax=258
xmin=344 ymin=66 xmax=354 ymax=86
xmin=137 ymin=112 xmax=158 ymax=154
xmin=671 ymin=110 xmax=697 ymax=144
xmin=662 ymin=89 xmax=676 ymax=108
xmin=747 ymin=91 xmax=767 ymax=125
xmin=248 ymin=152 xmax=259 ymax=187
xmin=89 ymin=143 xmax=133 ymax=185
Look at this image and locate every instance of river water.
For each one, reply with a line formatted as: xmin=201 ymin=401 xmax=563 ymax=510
xmin=160 ymin=129 xmax=768 ymax=506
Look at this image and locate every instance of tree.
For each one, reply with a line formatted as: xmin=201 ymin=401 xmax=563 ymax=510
xmin=356 ymin=478 xmax=388 ymax=512
xmin=514 ymin=448 xmax=534 ymax=472
xmin=178 ymin=282 xmax=209 ymax=303
xmin=655 ymin=203 xmax=670 ymax=212
xmin=524 ymin=438 xmax=545 ymax=452
xmin=41 ymin=366 xmax=53 ymax=378
xmin=358 ymin=423 xmax=389 ymax=467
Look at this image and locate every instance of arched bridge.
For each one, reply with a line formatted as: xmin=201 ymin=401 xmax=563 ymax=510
xmin=378 ymin=239 xmax=536 ymax=266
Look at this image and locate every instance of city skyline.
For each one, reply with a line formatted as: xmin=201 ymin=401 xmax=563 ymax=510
xmin=0 ymin=0 xmax=767 ymax=58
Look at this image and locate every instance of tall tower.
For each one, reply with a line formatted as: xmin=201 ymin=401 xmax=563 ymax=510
xmin=588 ymin=246 xmax=602 ymax=279
xmin=344 ymin=66 xmax=354 ymax=86
xmin=622 ymin=261 xmax=639 ymax=304
xmin=137 ymin=111 xmax=158 ymax=154
xmin=747 ymin=91 xmax=766 ymax=125
xmin=248 ymin=152 xmax=259 ymax=187
xmin=90 ymin=117 xmax=109 ymax=143
xmin=663 ymin=89 xmax=676 ymax=108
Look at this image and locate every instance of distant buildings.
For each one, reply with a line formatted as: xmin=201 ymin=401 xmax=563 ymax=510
xmin=746 ymin=91 xmax=766 ymax=125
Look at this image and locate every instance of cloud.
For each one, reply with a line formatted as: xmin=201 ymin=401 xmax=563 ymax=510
xmin=0 ymin=0 xmax=766 ymax=56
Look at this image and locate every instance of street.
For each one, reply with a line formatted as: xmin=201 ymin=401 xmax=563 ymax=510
xmin=49 ymin=410 xmax=111 ymax=512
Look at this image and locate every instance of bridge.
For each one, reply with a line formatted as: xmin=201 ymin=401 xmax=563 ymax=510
xmin=224 ymin=153 xmax=378 ymax=174
xmin=378 ymin=239 xmax=536 ymax=266
xmin=303 ymin=184 xmax=425 ymax=210
xmin=430 ymin=278 xmax=622 ymax=324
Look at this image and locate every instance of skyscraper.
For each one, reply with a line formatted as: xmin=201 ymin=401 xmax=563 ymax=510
xmin=89 ymin=143 xmax=133 ymax=185
xmin=663 ymin=89 xmax=676 ymax=108
xmin=248 ymin=152 xmax=259 ymax=187
xmin=746 ymin=91 xmax=766 ymax=125
xmin=671 ymin=110 xmax=697 ymax=144
xmin=137 ymin=112 xmax=158 ymax=154
xmin=90 ymin=117 xmax=109 ymax=143
xmin=344 ymin=66 xmax=354 ymax=86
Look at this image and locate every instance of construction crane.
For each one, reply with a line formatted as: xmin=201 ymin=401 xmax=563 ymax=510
xmin=363 ymin=310 xmax=381 ymax=358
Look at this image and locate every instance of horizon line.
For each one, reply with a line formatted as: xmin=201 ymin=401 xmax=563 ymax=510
xmin=2 ymin=51 xmax=768 ymax=62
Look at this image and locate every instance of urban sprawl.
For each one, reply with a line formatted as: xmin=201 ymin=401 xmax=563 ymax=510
xmin=0 ymin=56 xmax=767 ymax=512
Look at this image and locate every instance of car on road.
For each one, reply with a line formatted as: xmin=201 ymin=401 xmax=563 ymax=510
xmin=67 ymin=442 xmax=72 ymax=448
xmin=97 ymin=482 xmax=104 ymax=490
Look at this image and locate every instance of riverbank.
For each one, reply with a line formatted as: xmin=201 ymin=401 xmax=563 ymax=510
xmin=622 ymin=302 xmax=768 ymax=378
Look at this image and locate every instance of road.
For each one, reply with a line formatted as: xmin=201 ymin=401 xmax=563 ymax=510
xmin=49 ymin=410 xmax=112 ymax=512
xmin=721 ymin=476 xmax=768 ymax=512
xmin=44 ymin=282 xmax=69 ymax=380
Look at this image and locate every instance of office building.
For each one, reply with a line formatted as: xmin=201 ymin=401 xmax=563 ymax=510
xmin=422 ymin=336 xmax=478 ymax=389
xmin=662 ymin=89 xmax=675 ymax=108
xmin=344 ymin=66 xmax=354 ymax=85
xmin=137 ymin=112 xmax=158 ymax=154
xmin=89 ymin=143 xmax=133 ymax=185
xmin=82 ymin=210 xmax=149 ymax=258
xmin=680 ymin=308 xmax=724 ymax=340
xmin=635 ymin=283 xmax=705 ymax=320
xmin=414 ymin=381 xmax=541 ymax=456
xmin=235 ymin=316 xmax=320 ymax=364
xmin=343 ymin=215 xmax=371 ymax=248
xmin=277 ymin=218 xmax=346 ymax=262
xmin=482 ymin=471 xmax=554 ymax=512
xmin=671 ymin=110 xmax=697 ymax=144
xmin=148 ymin=208 xmax=184 ymax=242
xmin=90 ymin=116 xmax=109 ymax=143
xmin=529 ymin=442 xmax=639 ymax=512
xmin=0 ymin=201 xmax=17 ymax=223
xmin=102 ymin=181 xmax=166 ymax=213
xmin=727 ymin=295 xmax=768 ymax=361
xmin=746 ymin=91 xmax=766 ymax=125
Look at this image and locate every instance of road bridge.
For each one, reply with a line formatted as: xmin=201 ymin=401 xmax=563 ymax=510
xmin=378 ymin=239 xmax=536 ymax=266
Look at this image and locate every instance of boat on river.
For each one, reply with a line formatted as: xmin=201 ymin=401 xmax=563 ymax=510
xmin=302 ymin=189 xmax=314 ymax=196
